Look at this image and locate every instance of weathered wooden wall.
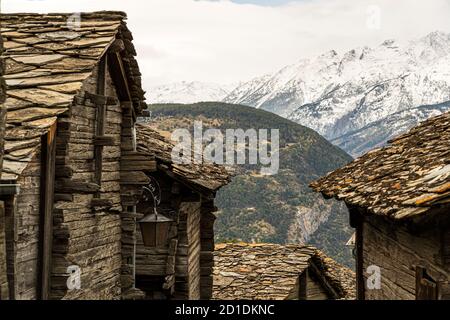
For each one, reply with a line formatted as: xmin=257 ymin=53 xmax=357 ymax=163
xmin=119 ymin=106 xmax=153 ymax=298
xmin=0 ymin=201 xmax=8 ymax=299
xmin=286 ymin=273 xmax=329 ymax=300
xmin=135 ymin=173 xmax=175 ymax=277
xmin=51 ymin=64 xmax=123 ymax=300
xmin=0 ymin=25 xmax=9 ymax=300
xmin=134 ymin=172 xmax=217 ymax=300
xmin=0 ymin=26 xmax=5 ymax=175
xmin=199 ymin=201 xmax=216 ymax=300
xmin=362 ymin=215 xmax=448 ymax=300
xmin=7 ymin=153 xmax=41 ymax=299
xmin=177 ymin=201 xmax=201 ymax=299
xmin=135 ymin=199 xmax=203 ymax=299
xmin=306 ymin=274 xmax=329 ymax=300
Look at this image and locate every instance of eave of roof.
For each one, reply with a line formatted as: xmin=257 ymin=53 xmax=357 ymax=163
xmin=136 ymin=123 xmax=231 ymax=194
xmin=310 ymin=112 xmax=450 ymax=221
xmin=212 ymin=243 xmax=355 ymax=300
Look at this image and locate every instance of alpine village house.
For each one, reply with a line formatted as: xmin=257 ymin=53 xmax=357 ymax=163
xmin=311 ymin=111 xmax=450 ymax=300
xmin=212 ymin=243 xmax=355 ymax=300
xmin=0 ymin=11 xmax=235 ymax=301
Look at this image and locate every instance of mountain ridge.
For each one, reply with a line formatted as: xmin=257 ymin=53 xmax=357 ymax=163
xmin=224 ymin=31 xmax=450 ymax=156
xmin=150 ymin=31 xmax=450 ymax=157
xmin=144 ymin=102 xmax=354 ymax=267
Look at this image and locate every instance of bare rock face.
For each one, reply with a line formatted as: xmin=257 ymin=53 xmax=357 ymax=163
xmin=287 ymin=199 xmax=335 ymax=244
xmin=145 ymin=102 xmax=354 ymax=267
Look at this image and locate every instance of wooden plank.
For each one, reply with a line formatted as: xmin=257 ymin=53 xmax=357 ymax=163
xmin=298 ymin=269 xmax=307 ymax=300
xmin=85 ymin=91 xmax=119 ymax=106
xmin=0 ymin=201 xmax=10 ymax=300
xmin=362 ymin=215 xmax=444 ymax=300
xmin=354 ymin=208 xmax=365 ymax=300
xmin=94 ymin=135 xmax=115 ymax=146
xmin=416 ymin=267 xmax=438 ymax=300
xmin=107 ymin=51 xmax=132 ymax=102
xmin=55 ymin=179 xmax=100 ymax=194
xmin=308 ymin=262 xmax=338 ymax=299
xmin=94 ymin=55 xmax=107 ymax=190
xmin=38 ymin=122 xmax=57 ymax=300
xmin=91 ymin=198 xmax=113 ymax=208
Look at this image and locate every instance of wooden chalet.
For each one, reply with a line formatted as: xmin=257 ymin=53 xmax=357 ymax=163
xmin=311 ymin=112 xmax=450 ymax=300
xmin=212 ymin=243 xmax=355 ymax=300
xmin=135 ymin=124 xmax=230 ymax=300
xmin=0 ymin=12 xmax=157 ymax=300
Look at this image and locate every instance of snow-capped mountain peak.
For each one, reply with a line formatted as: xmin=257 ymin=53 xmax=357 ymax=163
xmin=223 ymin=31 xmax=450 ymax=156
xmin=149 ymin=81 xmax=234 ymax=104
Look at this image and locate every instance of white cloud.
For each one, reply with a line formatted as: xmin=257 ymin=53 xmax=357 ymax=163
xmin=2 ymin=0 xmax=450 ymax=97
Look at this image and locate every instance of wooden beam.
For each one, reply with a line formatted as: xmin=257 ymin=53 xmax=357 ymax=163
xmin=91 ymin=198 xmax=113 ymax=209
xmin=108 ymin=51 xmax=132 ymax=102
xmin=85 ymin=92 xmax=119 ymax=106
xmin=109 ymin=39 xmax=125 ymax=53
xmin=94 ymin=135 xmax=115 ymax=146
xmin=55 ymin=179 xmax=100 ymax=194
xmin=308 ymin=262 xmax=339 ymax=299
xmin=38 ymin=122 xmax=57 ymax=300
xmin=107 ymin=51 xmax=137 ymax=120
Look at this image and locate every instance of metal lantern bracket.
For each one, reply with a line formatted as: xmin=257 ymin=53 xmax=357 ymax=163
xmin=138 ymin=176 xmax=174 ymax=247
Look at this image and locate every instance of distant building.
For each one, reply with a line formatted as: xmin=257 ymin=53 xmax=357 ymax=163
xmin=311 ymin=112 xmax=450 ymax=300
xmin=213 ymin=243 xmax=355 ymax=300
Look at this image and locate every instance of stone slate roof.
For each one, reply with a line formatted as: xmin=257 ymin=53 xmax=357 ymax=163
xmin=212 ymin=243 xmax=355 ymax=300
xmin=136 ymin=123 xmax=231 ymax=193
xmin=0 ymin=11 xmax=146 ymax=180
xmin=311 ymin=112 xmax=450 ymax=221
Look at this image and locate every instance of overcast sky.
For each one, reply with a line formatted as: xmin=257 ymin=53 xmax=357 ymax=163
xmin=3 ymin=0 xmax=450 ymax=94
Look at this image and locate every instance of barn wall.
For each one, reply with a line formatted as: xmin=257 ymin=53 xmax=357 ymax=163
xmin=0 ymin=201 xmax=7 ymax=300
xmin=51 ymin=64 xmax=123 ymax=300
xmin=306 ymin=274 xmax=330 ymax=300
xmin=135 ymin=175 xmax=204 ymax=300
xmin=135 ymin=172 xmax=174 ymax=276
xmin=4 ymin=153 xmax=41 ymax=299
xmin=362 ymin=216 xmax=448 ymax=300
xmin=177 ymin=201 xmax=201 ymax=300
xmin=0 ymin=22 xmax=8 ymax=300
xmin=199 ymin=201 xmax=216 ymax=300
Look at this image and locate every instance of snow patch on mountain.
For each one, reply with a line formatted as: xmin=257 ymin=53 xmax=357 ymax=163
xmin=149 ymin=81 xmax=235 ymax=104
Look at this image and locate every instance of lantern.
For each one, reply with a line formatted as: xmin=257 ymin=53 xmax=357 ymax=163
xmin=139 ymin=210 xmax=174 ymax=247
xmin=138 ymin=178 xmax=174 ymax=247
